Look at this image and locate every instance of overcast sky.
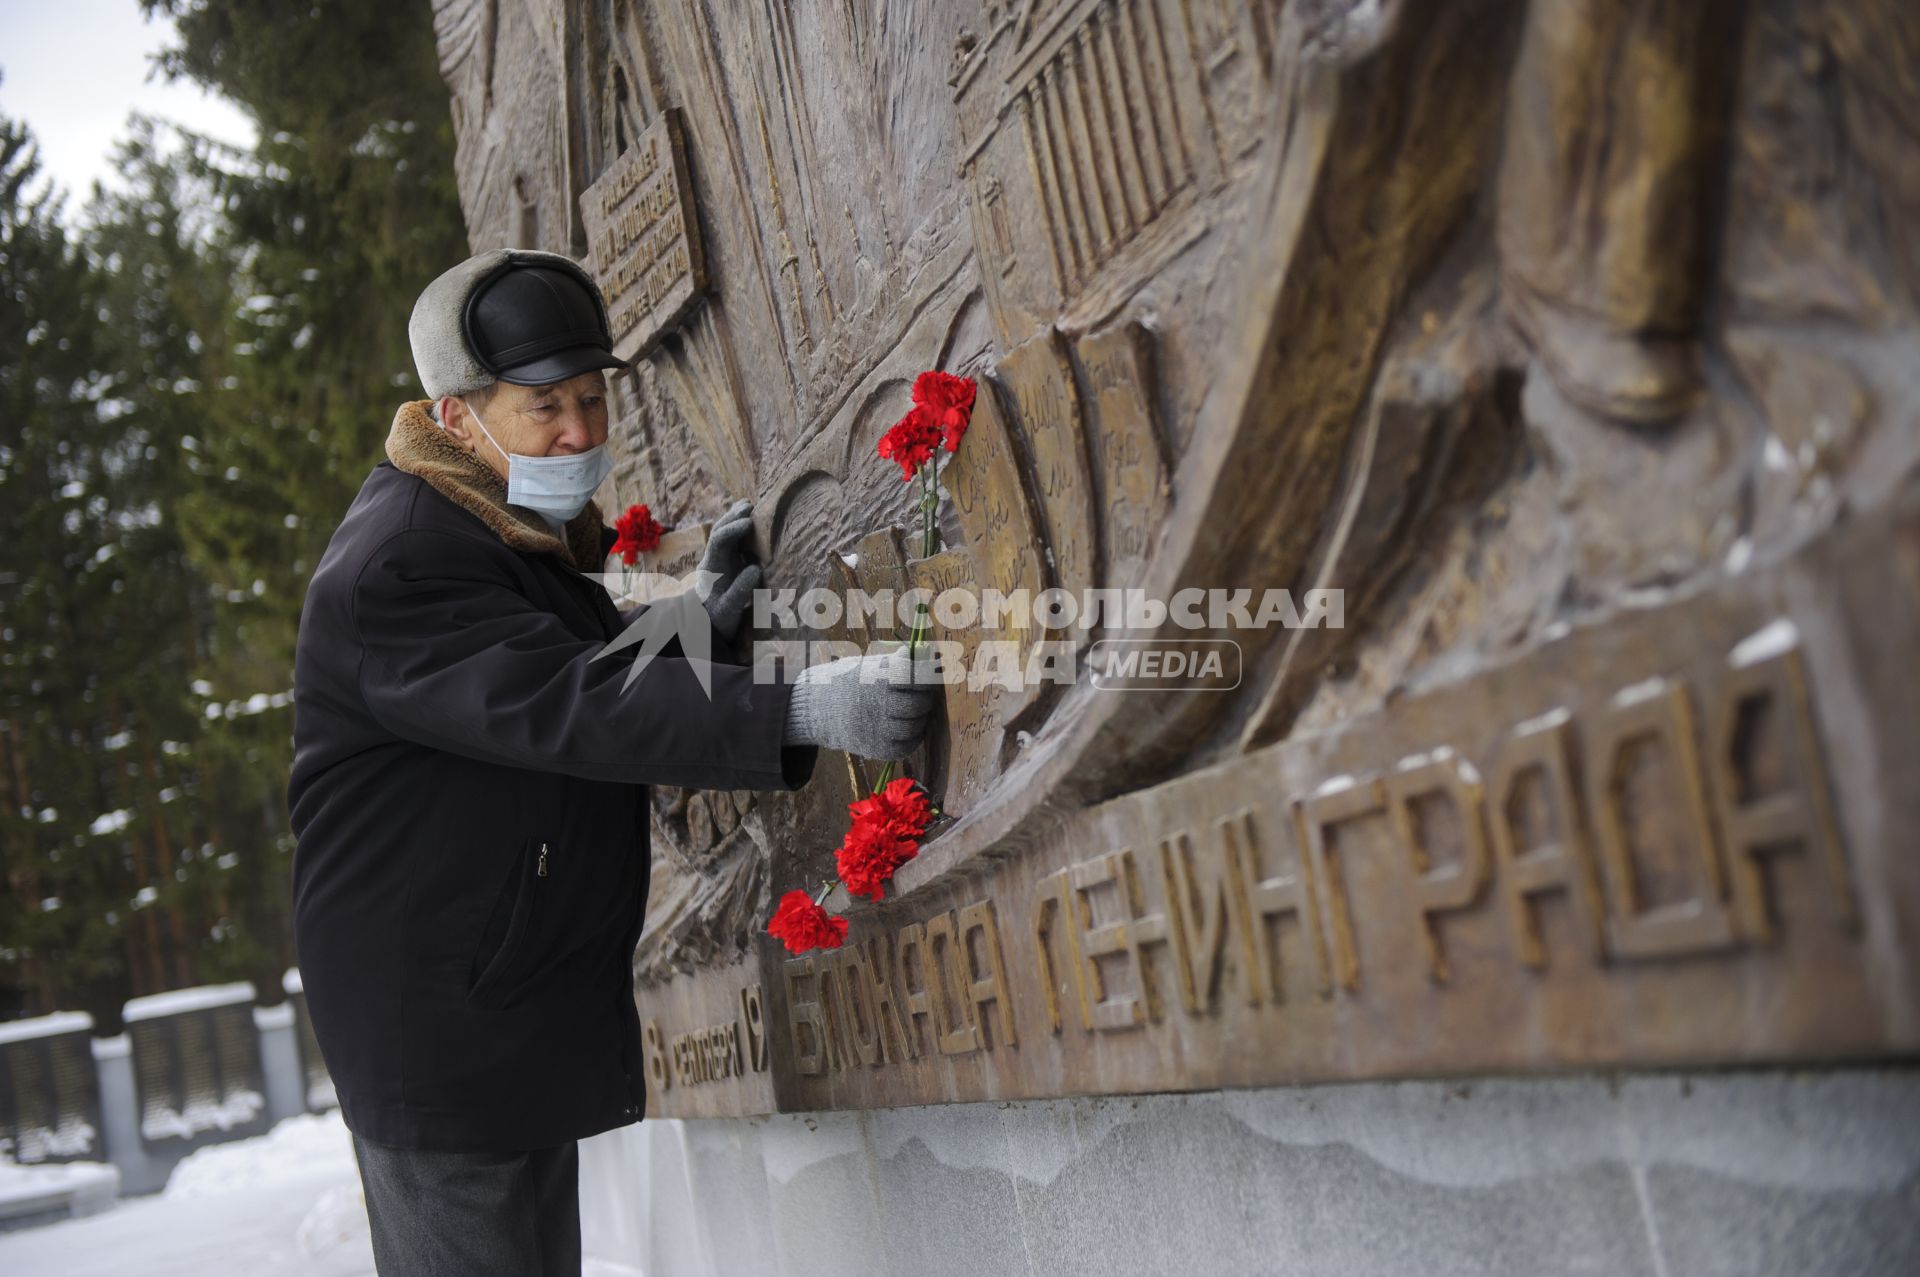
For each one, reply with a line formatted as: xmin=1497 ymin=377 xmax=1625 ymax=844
xmin=0 ymin=0 xmax=256 ymax=217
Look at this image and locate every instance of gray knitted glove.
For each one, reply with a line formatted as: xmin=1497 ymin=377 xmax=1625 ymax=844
xmin=783 ymin=644 xmax=943 ymax=760
xmin=693 ymin=499 xmax=761 ymax=642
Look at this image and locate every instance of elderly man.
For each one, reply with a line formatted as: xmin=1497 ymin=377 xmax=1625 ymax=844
xmin=288 ymin=248 xmax=935 ymax=1276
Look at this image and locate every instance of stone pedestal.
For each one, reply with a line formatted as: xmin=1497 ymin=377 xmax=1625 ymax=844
xmin=582 ymin=1069 xmax=1920 ymax=1277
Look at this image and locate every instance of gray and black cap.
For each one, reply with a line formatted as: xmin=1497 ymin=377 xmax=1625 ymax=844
xmin=408 ymin=247 xmax=632 ymax=398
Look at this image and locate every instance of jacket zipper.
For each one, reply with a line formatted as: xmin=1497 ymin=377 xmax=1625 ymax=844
xmin=537 ymin=842 xmax=549 ymax=877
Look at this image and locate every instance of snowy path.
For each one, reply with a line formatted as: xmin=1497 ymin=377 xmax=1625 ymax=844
xmin=0 ymin=1112 xmax=374 ymax=1277
xmin=0 ymin=1111 xmax=640 ymax=1276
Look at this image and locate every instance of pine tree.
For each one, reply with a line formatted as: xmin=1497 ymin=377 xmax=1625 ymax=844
xmin=0 ymin=103 xmax=202 ymax=1029
xmin=1 ymin=0 xmax=469 ymax=1023
xmin=136 ymin=0 xmax=471 ymax=1006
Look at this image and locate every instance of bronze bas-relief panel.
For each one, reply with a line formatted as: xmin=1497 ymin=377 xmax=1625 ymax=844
xmin=639 ymin=502 xmax=1920 ymax=1117
xmin=433 ymin=2 xmax=1920 ymax=1117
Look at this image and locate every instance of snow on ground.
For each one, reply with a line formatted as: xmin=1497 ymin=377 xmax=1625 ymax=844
xmin=0 ymin=1110 xmax=639 ymax=1276
xmin=0 ymin=1156 xmax=118 ymax=1220
xmin=0 ymin=1111 xmax=374 ymax=1277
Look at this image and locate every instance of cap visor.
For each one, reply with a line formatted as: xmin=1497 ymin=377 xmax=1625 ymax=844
xmin=494 ymin=344 xmax=633 ymax=386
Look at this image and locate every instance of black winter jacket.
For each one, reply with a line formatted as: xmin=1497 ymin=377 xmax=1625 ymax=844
xmin=288 ymin=401 xmax=813 ymax=1151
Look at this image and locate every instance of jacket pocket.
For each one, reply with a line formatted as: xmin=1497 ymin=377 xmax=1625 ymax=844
xmin=467 ymin=837 xmax=548 ymax=1009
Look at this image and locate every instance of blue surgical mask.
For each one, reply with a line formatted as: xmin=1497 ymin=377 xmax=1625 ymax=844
xmin=462 ymin=395 xmax=613 ymax=525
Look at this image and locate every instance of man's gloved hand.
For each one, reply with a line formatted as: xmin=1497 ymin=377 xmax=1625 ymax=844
xmin=783 ymin=644 xmax=944 ymax=760
xmin=692 ymin=499 xmax=760 ymax=642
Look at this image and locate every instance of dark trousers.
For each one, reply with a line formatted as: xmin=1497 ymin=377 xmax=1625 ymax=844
xmin=351 ymin=1132 xmax=582 ymax=1277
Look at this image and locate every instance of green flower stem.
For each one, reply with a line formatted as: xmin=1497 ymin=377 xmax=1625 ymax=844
xmin=908 ymin=458 xmax=935 ymax=651
xmin=871 ymin=458 xmax=942 ymax=797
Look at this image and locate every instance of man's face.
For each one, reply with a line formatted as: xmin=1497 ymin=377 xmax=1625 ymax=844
xmin=441 ymin=371 xmax=610 ymax=478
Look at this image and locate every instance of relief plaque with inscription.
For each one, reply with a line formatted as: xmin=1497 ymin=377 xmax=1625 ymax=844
xmin=434 ymin=0 xmax=1920 ymax=1116
xmin=580 ymin=107 xmax=708 ymax=361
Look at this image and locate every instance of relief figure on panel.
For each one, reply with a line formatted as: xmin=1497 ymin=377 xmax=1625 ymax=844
xmin=1498 ymin=0 xmax=1739 ymax=424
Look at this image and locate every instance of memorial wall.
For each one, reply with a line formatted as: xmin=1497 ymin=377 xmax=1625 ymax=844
xmin=429 ymin=0 xmax=1920 ymax=1124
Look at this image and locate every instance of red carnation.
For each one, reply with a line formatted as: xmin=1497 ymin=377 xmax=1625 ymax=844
xmin=836 ymin=823 xmax=912 ymax=903
xmin=612 ymin=503 xmax=665 ymax=564
xmin=768 ymin=889 xmax=848 ymax=954
xmin=850 ymin=776 xmax=933 ymax=844
xmin=877 ymin=404 xmax=941 ymax=482
xmin=912 ymin=371 xmax=976 ymax=452
xmin=835 ymin=778 xmax=932 ymax=902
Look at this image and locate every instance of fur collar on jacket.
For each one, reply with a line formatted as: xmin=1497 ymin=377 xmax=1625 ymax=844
xmin=385 ymin=399 xmax=608 ymax=570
